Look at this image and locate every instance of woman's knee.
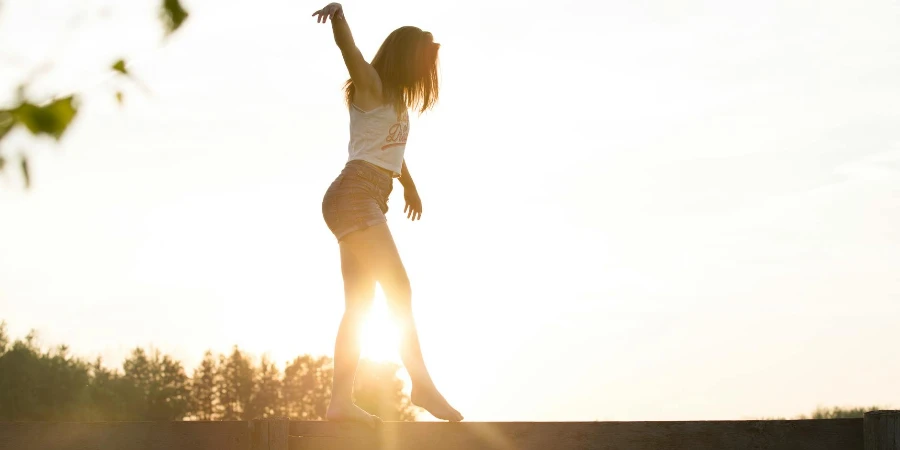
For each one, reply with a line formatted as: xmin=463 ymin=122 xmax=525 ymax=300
xmin=383 ymin=270 xmax=411 ymax=296
xmin=343 ymin=297 xmax=373 ymax=319
xmin=384 ymin=275 xmax=413 ymax=315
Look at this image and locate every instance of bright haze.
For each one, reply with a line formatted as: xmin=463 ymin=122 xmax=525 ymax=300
xmin=1 ymin=0 xmax=898 ymax=421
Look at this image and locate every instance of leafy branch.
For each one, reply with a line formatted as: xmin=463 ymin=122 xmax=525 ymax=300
xmin=0 ymin=0 xmax=190 ymax=189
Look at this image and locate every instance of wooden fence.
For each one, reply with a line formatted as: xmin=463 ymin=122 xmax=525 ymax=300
xmin=0 ymin=410 xmax=897 ymax=450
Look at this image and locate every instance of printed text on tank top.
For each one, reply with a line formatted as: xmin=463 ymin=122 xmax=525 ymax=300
xmin=383 ymin=110 xmax=409 ymax=150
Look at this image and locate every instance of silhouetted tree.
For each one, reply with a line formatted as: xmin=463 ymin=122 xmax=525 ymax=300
xmin=82 ymin=357 xmax=129 ymax=421
xmin=0 ymin=329 xmax=91 ymax=421
xmin=801 ymin=406 xmax=884 ymax=419
xmin=217 ymin=346 xmax=256 ymax=420
xmin=121 ymin=348 xmax=190 ymax=420
xmin=762 ymin=405 xmax=888 ymax=420
xmin=189 ymin=350 xmax=219 ymax=420
xmin=249 ymin=355 xmax=283 ymax=419
xmin=283 ymin=355 xmax=333 ymax=420
xmin=0 ymin=322 xmax=8 ymax=353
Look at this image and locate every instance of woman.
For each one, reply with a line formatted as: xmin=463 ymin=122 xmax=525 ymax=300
xmin=312 ymin=3 xmax=463 ymax=425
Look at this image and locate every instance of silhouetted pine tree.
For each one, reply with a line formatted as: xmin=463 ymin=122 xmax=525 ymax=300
xmin=249 ymin=355 xmax=283 ymax=418
xmin=216 ymin=346 xmax=255 ymax=420
xmin=189 ymin=350 xmax=218 ymax=420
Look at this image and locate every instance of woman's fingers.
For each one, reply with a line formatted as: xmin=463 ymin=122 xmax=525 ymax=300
xmin=312 ymin=4 xmax=342 ymax=23
xmin=311 ymin=9 xmax=329 ymax=23
xmin=403 ymin=201 xmax=422 ymax=221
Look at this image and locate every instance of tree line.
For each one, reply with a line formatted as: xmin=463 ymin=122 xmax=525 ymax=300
xmin=0 ymin=321 xmax=418 ymax=422
xmin=1 ymin=321 xmax=886 ymax=422
xmin=764 ymin=405 xmax=886 ymax=420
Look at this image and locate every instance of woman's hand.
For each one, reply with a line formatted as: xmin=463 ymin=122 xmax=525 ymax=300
xmin=311 ymin=2 xmax=343 ymax=23
xmin=404 ymin=188 xmax=423 ymax=221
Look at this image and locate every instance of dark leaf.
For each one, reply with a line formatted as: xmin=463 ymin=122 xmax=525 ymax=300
xmin=112 ymin=59 xmax=128 ymax=75
xmin=160 ymin=0 xmax=189 ymax=35
xmin=0 ymin=155 xmax=5 ymax=171
xmin=21 ymin=155 xmax=30 ymax=188
xmin=0 ymin=110 xmax=14 ymax=142
xmin=13 ymin=96 xmax=78 ymax=140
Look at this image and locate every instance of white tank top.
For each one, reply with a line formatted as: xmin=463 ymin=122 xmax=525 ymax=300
xmin=347 ymin=103 xmax=409 ymax=178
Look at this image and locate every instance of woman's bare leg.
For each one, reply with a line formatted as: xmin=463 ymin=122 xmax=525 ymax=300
xmin=326 ymin=243 xmax=380 ymax=426
xmin=340 ymin=223 xmax=463 ymax=422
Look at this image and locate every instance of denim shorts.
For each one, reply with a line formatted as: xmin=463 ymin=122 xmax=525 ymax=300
xmin=322 ymin=160 xmax=394 ymax=242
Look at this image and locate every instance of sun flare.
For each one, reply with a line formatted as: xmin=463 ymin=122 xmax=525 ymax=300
xmin=360 ymin=287 xmax=402 ymax=363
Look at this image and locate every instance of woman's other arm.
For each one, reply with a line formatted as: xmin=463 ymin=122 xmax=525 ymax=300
xmin=400 ymin=159 xmax=422 ymax=221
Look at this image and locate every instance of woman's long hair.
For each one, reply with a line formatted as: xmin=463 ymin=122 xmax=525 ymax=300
xmin=344 ymin=26 xmax=440 ymax=115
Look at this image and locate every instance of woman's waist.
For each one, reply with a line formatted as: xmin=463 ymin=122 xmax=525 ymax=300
xmin=346 ymin=154 xmax=399 ymax=176
xmin=358 ymin=160 xmax=395 ymax=176
xmin=347 ymin=143 xmax=403 ymax=175
xmin=342 ymin=159 xmax=396 ymax=185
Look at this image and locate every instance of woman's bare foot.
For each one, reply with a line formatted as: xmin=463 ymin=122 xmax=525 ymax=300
xmin=326 ymin=401 xmax=382 ymax=428
xmin=411 ymin=385 xmax=463 ymax=422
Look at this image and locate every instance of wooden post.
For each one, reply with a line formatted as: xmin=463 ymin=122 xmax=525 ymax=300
xmin=250 ymin=419 xmax=269 ymax=450
xmin=865 ymin=410 xmax=900 ymax=450
xmin=269 ymin=417 xmax=290 ymax=450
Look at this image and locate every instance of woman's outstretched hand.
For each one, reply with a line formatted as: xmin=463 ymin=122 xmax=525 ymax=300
xmin=404 ymin=188 xmax=423 ymax=221
xmin=311 ymin=2 xmax=343 ymax=23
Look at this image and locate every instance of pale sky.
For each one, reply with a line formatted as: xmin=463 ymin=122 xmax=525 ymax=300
xmin=1 ymin=0 xmax=899 ymax=421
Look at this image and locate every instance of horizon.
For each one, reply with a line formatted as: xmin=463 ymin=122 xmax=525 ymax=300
xmin=1 ymin=0 xmax=899 ymax=422
xmin=0 ymin=318 xmax=888 ymax=422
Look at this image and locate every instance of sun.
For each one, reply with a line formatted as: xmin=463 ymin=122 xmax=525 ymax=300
xmin=360 ymin=286 xmax=402 ymax=362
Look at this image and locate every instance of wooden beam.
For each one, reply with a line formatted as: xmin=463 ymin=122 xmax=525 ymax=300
xmin=270 ymin=417 xmax=290 ymax=450
xmin=251 ymin=419 xmax=269 ymax=450
xmin=865 ymin=411 xmax=900 ymax=450
xmin=0 ymin=419 xmax=871 ymax=450
xmin=288 ymin=420 xmax=863 ymax=450
xmin=0 ymin=421 xmax=251 ymax=450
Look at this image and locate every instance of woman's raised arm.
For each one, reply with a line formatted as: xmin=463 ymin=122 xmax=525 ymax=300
xmin=312 ymin=3 xmax=382 ymax=97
